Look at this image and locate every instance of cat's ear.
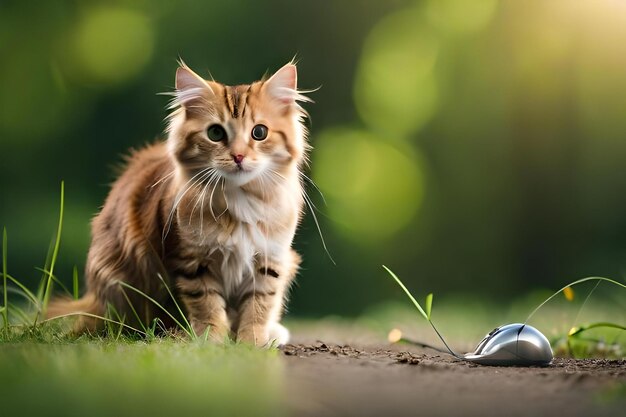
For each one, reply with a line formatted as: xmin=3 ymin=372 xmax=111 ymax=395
xmin=265 ymin=63 xmax=298 ymax=105
xmin=174 ymin=65 xmax=214 ymax=108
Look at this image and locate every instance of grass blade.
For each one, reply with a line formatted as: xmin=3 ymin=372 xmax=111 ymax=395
xmin=4 ymin=273 xmax=40 ymax=309
xmin=525 ymin=276 xmax=626 ymax=323
xmin=2 ymin=285 xmax=39 ymax=306
xmin=37 ymin=239 xmax=55 ymax=301
xmin=72 ymin=266 xmax=79 ymax=300
xmin=105 ymin=303 xmax=126 ymax=340
xmin=425 ymin=293 xmax=433 ymax=320
xmin=156 ymin=273 xmax=196 ymax=339
xmin=117 ymin=280 xmax=192 ymax=337
xmin=42 ymin=181 xmax=65 ymax=313
xmin=2 ymin=227 xmax=8 ymax=333
xmin=7 ymin=302 xmax=31 ymax=325
xmin=35 ymin=267 xmax=71 ymax=296
xmin=568 ymin=322 xmax=626 ymax=337
xmin=383 ymin=265 xmax=428 ymax=321
xmin=119 ymin=286 xmax=148 ymax=333
xmin=42 ymin=311 xmax=147 ymax=336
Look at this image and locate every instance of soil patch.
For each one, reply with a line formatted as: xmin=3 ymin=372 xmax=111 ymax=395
xmin=281 ymin=342 xmax=625 ymax=417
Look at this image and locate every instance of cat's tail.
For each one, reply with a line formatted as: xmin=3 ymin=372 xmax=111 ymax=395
xmin=46 ymin=293 xmax=104 ymax=334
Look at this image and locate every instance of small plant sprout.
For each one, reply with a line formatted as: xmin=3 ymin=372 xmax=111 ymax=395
xmin=564 ymin=322 xmax=625 ymax=357
xmin=383 ymin=265 xmax=460 ymax=358
xmin=538 ymin=277 xmax=625 ymax=358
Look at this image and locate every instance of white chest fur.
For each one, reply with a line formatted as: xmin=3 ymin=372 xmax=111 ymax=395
xmin=181 ymin=179 xmax=300 ymax=298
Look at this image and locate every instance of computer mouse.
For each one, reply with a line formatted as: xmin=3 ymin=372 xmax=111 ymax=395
xmin=463 ymin=323 xmax=553 ymax=366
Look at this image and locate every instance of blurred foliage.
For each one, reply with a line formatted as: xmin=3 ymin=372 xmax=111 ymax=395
xmin=1 ymin=0 xmax=626 ymax=317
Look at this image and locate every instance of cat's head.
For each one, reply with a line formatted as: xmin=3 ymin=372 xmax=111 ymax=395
xmin=166 ymin=61 xmax=311 ymax=186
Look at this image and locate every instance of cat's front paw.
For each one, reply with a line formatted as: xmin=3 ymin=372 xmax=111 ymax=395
xmin=237 ymin=323 xmax=289 ymax=347
xmin=267 ymin=322 xmax=290 ymax=346
xmin=237 ymin=326 xmax=271 ymax=347
xmin=191 ymin=321 xmax=230 ymax=343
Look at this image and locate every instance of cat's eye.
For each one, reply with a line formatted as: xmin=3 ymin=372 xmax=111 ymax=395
xmin=207 ymin=124 xmax=227 ymax=142
xmin=251 ymin=124 xmax=268 ymax=141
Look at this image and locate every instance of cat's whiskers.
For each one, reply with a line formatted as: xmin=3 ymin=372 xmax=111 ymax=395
xmin=191 ymin=174 xmax=211 ymax=227
xmin=200 ymin=170 xmax=222 ymax=232
xmin=208 ymin=173 xmax=226 ymax=222
xmin=299 ymin=172 xmax=327 ymax=206
xmin=302 ymin=188 xmax=337 ymax=265
xmin=183 ymin=170 xmax=214 ymax=233
xmin=267 ymin=168 xmax=336 ymax=265
xmin=216 ymin=177 xmax=228 ymax=219
xmin=185 ymin=170 xmax=214 ymax=212
xmin=188 ymin=173 xmax=208 ymax=223
xmin=150 ymin=170 xmax=176 ymax=189
xmin=209 ymin=176 xmax=223 ymax=221
xmin=261 ymin=168 xmax=287 ymax=189
xmin=200 ymin=173 xmax=220 ymax=233
xmin=189 ymin=170 xmax=219 ymax=228
xmin=162 ymin=167 xmax=213 ymax=242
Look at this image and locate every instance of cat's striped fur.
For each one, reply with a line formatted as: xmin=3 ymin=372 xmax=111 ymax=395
xmin=47 ymin=62 xmax=311 ymax=345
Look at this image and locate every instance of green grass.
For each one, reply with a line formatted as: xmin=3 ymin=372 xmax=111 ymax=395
xmin=0 ymin=337 xmax=286 ymax=417
xmin=0 ymin=182 xmax=289 ymax=417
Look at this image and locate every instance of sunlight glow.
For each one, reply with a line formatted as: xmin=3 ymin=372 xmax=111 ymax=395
xmin=426 ymin=0 xmax=498 ymax=34
xmin=73 ymin=7 xmax=154 ymax=84
xmin=313 ymin=128 xmax=425 ymax=242
xmin=354 ymin=7 xmax=439 ymax=137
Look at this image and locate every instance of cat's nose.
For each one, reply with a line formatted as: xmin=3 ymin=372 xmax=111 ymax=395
xmin=232 ymin=154 xmax=245 ymax=165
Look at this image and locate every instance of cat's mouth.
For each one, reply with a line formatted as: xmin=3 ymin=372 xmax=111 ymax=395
xmin=220 ymin=165 xmax=260 ymax=186
xmin=232 ymin=164 xmax=252 ymax=174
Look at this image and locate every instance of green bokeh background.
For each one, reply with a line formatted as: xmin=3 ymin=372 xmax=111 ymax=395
xmin=2 ymin=0 xmax=626 ymax=317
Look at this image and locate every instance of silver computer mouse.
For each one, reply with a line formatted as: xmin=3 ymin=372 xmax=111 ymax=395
xmin=463 ymin=323 xmax=553 ymax=366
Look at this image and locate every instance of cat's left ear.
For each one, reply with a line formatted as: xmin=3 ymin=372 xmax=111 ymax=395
xmin=265 ymin=63 xmax=298 ymax=105
xmin=174 ymin=64 xmax=214 ymax=108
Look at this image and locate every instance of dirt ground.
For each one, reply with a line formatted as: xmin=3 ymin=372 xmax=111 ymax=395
xmin=280 ymin=341 xmax=625 ymax=417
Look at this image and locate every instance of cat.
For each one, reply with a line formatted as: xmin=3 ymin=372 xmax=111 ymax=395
xmin=47 ymin=61 xmax=311 ymax=346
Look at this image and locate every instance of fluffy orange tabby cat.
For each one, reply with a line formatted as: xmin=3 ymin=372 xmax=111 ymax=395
xmin=48 ymin=61 xmax=311 ymax=346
